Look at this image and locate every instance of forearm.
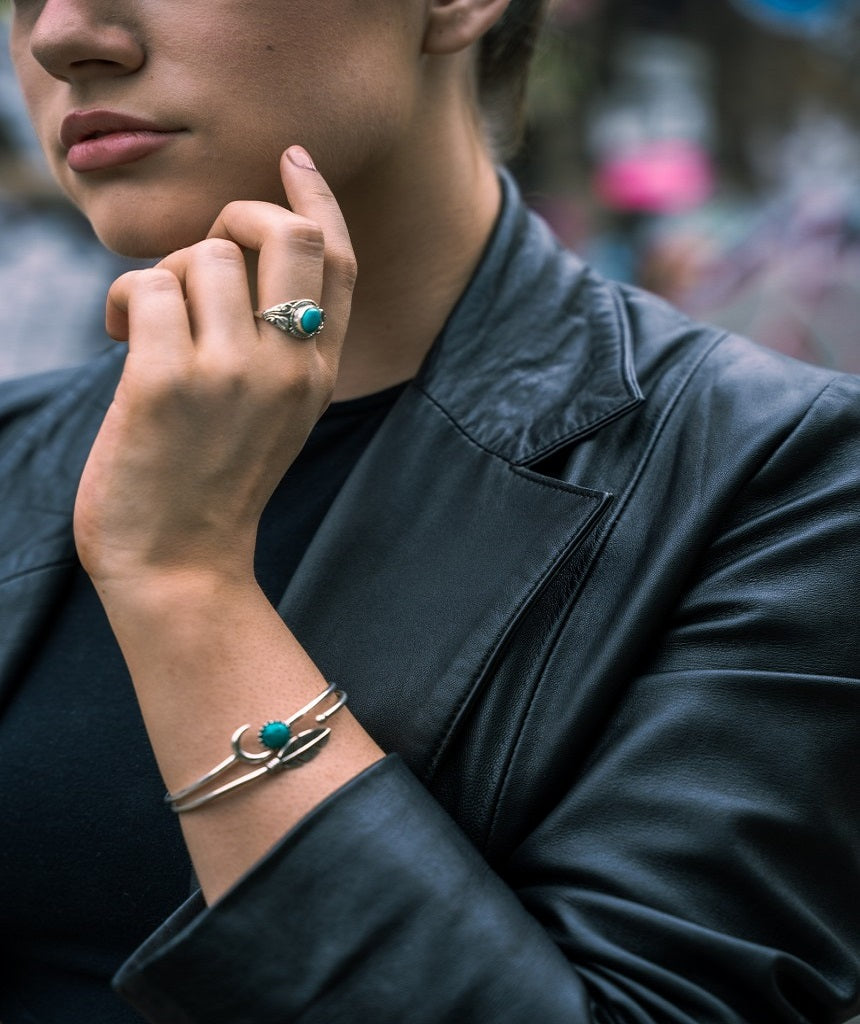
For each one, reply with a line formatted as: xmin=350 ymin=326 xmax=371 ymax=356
xmin=66 ymin=150 xmax=382 ymax=903
xmin=96 ymin=569 xmax=383 ymax=904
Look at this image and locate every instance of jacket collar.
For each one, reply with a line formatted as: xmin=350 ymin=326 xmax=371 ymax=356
xmin=415 ymin=170 xmax=642 ymax=466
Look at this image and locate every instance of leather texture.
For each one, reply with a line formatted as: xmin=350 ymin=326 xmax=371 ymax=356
xmin=1 ymin=175 xmax=858 ymax=1023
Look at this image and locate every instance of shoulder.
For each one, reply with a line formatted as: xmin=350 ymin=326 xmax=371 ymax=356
xmin=606 ymin=279 xmax=860 ymax=466
xmin=553 ymin=276 xmax=859 ymax=639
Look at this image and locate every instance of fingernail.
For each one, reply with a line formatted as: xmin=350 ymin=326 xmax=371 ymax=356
xmin=287 ymin=146 xmax=316 ymax=170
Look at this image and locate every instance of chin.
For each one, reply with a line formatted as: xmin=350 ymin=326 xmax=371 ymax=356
xmin=72 ymin=183 xmax=226 ymax=258
xmin=91 ymin=212 xmax=212 ymax=259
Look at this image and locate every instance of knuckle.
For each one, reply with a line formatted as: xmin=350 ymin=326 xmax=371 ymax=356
xmin=221 ymin=200 xmax=247 ymax=221
xmin=285 ymin=366 xmax=316 ymax=400
xmin=310 ymin=352 xmax=337 ymax=396
xmin=285 ymin=218 xmax=325 ymax=258
xmin=214 ymin=370 xmax=249 ymax=400
xmin=137 ymin=267 xmax=181 ymax=294
xmin=196 ymin=237 xmax=244 ymax=264
xmin=273 ymin=357 xmax=320 ymax=402
xmin=315 ymin=360 xmax=338 ymax=400
xmin=139 ymin=360 xmax=195 ymax=400
xmin=198 ymin=352 xmax=249 ymax=392
xmin=110 ymin=268 xmax=146 ymax=292
xmin=329 ymin=247 xmax=358 ymax=288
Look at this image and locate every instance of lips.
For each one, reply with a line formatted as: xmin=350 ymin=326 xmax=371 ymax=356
xmin=60 ymin=109 xmax=183 ymax=172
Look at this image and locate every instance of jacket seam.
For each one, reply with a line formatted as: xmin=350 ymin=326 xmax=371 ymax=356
xmin=570 ymin=328 xmax=731 ymax=569
xmin=671 ymin=373 xmax=848 ymax=583
xmin=414 ymin=383 xmax=608 ymax=498
xmin=728 ymin=374 xmax=845 ymax=493
xmin=0 ymin=555 xmax=78 ymax=588
xmin=608 ymin=280 xmax=644 ymax=400
xmin=414 ymin=380 xmax=643 ymax=470
xmin=425 ymin=490 xmax=611 ymax=783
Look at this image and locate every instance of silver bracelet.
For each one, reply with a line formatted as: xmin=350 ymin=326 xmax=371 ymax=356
xmin=165 ymin=683 xmax=347 ymax=813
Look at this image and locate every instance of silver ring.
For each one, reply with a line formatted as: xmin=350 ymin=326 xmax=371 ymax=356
xmin=254 ymin=299 xmax=325 ymax=339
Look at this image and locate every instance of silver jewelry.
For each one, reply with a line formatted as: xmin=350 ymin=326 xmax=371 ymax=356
xmin=254 ymin=298 xmax=325 ymax=339
xmin=165 ymin=683 xmax=347 ymax=813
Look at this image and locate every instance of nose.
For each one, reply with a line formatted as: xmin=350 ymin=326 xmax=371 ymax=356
xmin=27 ymin=0 xmax=145 ymax=84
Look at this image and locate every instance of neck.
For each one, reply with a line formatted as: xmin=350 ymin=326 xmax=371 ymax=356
xmin=332 ymin=117 xmax=501 ymax=401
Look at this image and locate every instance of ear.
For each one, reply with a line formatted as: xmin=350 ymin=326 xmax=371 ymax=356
xmin=422 ymin=0 xmax=512 ymax=56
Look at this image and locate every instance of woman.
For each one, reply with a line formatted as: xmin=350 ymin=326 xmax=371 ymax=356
xmin=1 ymin=1 xmax=858 ymax=1021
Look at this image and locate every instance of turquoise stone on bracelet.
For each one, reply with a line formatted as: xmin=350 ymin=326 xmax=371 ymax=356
xmin=259 ymin=720 xmax=291 ymax=750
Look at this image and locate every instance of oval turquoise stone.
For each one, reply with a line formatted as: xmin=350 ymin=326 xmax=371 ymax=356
xmin=300 ymin=307 xmax=323 ymax=334
xmin=260 ymin=721 xmax=291 ymax=750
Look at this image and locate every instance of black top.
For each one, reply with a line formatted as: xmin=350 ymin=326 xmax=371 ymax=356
xmin=0 ymin=382 xmax=404 ymax=1023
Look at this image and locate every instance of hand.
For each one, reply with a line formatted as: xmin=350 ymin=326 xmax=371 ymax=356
xmin=74 ymin=147 xmax=357 ymax=589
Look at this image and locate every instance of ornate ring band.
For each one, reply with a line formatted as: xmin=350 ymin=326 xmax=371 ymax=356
xmin=254 ymin=299 xmax=325 ymax=339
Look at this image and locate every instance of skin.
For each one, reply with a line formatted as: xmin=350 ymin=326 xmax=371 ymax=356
xmin=10 ymin=0 xmax=509 ymax=903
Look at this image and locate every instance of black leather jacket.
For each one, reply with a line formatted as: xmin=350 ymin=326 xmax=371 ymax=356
xmin=1 ymin=175 xmax=858 ymax=1023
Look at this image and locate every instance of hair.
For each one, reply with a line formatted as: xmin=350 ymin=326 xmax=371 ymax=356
xmin=476 ymin=0 xmax=552 ymax=159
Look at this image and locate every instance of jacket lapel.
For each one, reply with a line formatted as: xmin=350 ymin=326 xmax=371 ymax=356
xmin=277 ymin=387 xmax=612 ymax=780
xmin=278 ymin=174 xmax=642 ymax=780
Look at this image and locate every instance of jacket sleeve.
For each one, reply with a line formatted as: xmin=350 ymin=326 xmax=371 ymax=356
xmin=114 ymin=375 xmax=860 ymax=1024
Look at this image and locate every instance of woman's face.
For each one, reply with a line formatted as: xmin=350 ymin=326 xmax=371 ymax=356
xmin=10 ymin=0 xmax=427 ymax=256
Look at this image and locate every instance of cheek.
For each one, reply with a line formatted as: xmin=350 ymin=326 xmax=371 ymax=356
xmin=9 ymin=42 xmax=44 ymax=138
xmin=9 ymin=44 xmax=68 ymax=190
xmin=203 ymin=7 xmax=420 ymax=173
xmin=257 ymin=56 xmax=418 ymax=188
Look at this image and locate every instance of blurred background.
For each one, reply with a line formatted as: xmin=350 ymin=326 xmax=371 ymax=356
xmin=515 ymin=0 xmax=860 ymax=374
xmin=2 ymin=0 xmax=860 ymax=379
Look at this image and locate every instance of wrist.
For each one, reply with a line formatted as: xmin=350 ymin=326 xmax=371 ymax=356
xmin=88 ymin=563 xmax=263 ymax=629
